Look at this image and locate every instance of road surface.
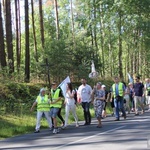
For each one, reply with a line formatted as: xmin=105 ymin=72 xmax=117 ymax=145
xmin=0 ymin=111 xmax=150 ymax=150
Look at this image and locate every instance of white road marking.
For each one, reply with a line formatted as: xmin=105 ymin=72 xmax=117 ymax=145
xmin=50 ymin=125 xmax=126 ymax=150
xmin=127 ymin=118 xmax=150 ymax=122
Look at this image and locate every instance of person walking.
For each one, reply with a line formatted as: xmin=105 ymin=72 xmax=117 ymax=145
xmin=92 ymin=82 xmax=105 ymax=128
xmin=30 ymin=88 xmax=52 ymax=133
xmin=133 ymin=76 xmax=145 ymax=115
xmin=124 ymin=83 xmax=131 ymax=114
xmin=101 ymin=85 xmax=109 ymax=118
xmin=111 ymin=76 xmax=126 ymax=121
xmin=144 ymin=78 xmax=150 ymax=111
xmin=128 ymin=82 xmax=135 ymax=112
xmin=77 ymin=78 xmax=92 ymax=125
xmin=63 ymin=82 xmax=79 ymax=129
xmin=108 ymin=88 xmax=115 ymax=116
xmin=50 ymin=81 xmax=64 ymax=134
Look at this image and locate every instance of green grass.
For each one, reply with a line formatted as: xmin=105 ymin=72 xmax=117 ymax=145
xmin=0 ymin=105 xmax=112 ymax=140
xmin=0 ymin=113 xmax=36 ymax=139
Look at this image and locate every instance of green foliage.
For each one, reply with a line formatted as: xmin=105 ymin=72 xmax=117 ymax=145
xmin=0 ymin=81 xmax=46 ymax=114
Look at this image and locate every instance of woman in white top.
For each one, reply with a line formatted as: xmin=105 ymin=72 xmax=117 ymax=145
xmin=63 ymin=82 xmax=79 ymax=128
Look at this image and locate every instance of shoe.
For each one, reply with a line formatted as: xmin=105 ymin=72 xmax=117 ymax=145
xmin=61 ymin=125 xmax=67 ymax=129
xmin=97 ymin=125 xmax=102 ymax=128
xmin=76 ymin=123 xmax=79 ymax=127
xmin=49 ymin=127 xmax=53 ymax=131
xmin=52 ymin=129 xmax=58 ymax=134
xmin=57 ymin=128 xmax=60 ymax=133
xmin=84 ymin=122 xmax=88 ymax=125
xmin=34 ymin=130 xmax=40 ymax=133
xmin=135 ymin=113 xmax=139 ymax=116
xmin=61 ymin=121 xmax=65 ymax=127
xmin=132 ymin=108 xmax=135 ymax=112
xmin=114 ymin=118 xmax=120 ymax=121
xmin=111 ymin=113 xmax=114 ymax=116
xmin=141 ymin=110 xmax=145 ymax=114
xmin=124 ymin=115 xmax=126 ymax=120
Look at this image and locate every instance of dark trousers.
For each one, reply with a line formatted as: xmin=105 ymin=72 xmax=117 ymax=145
xmin=81 ymin=102 xmax=91 ymax=124
xmin=57 ymin=108 xmax=65 ymax=123
xmin=130 ymin=95 xmax=135 ymax=109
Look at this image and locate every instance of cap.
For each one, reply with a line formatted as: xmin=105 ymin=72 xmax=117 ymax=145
xmin=97 ymin=82 xmax=102 ymax=86
xmin=102 ymin=85 xmax=106 ymax=88
xmin=51 ymin=81 xmax=57 ymax=85
xmin=40 ymin=88 xmax=46 ymax=93
xmin=128 ymin=82 xmax=133 ymax=85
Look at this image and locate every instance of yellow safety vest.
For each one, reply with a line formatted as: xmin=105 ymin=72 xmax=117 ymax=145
xmin=37 ymin=95 xmax=50 ymax=111
xmin=50 ymin=89 xmax=62 ymax=108
xmin=112 ymin=82 xmax=124 ymax=97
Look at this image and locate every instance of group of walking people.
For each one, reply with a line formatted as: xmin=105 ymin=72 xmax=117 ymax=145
xmin=30 ymin=76 xmax=150 ymax=134
xmin=110 ymin=76 xmax=150 ymax=121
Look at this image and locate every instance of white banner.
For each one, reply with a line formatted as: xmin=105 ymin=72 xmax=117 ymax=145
xmin=89 ymin=60 xmax=99 ymax=78
xmin=58 ymin=76 xmax=71 ymax=97
xmin=127 ymin=73 xmax=133 ymax=83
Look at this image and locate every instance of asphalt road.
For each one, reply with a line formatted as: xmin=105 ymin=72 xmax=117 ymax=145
xmin=0 ymin=111 xmax=150 ymax=150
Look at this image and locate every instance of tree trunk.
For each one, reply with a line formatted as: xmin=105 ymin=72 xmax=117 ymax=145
xmin=99 ymin=3 xmax=105 ymax=76
xmin=18 ymin=0 xmax=21 ymax=72
xmin=54 ymin=0 xmax=60 ymax=39
xmin=0 ymin=0 xmax=6 ymax=68
xmin=108 ymin=26 xmax=113 ymax=77
xmin=5 ymin=0 xmax=14 ymax=73
xmin=15 ymin=0 xmax=21 ymax=73
xmin=133 ymin=29 xmax=138 ymax=75
xmin=24 ymin=0 xmax=30 ymax=82
xmin=39 ymin=0 xmax=45 ymax=49
xmin=118 ymin=11 xmax=123 ymax=79
xmin=70 ymin=0 xmax=75 ymax=48
xmin=31 ymin=0 xmax=38 ymax=62
xmin=93 ymin=0 xmax=98 ymax=50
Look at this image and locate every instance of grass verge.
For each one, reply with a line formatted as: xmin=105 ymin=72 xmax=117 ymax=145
xmin=0 ymin=105 xmax=112 ymax=140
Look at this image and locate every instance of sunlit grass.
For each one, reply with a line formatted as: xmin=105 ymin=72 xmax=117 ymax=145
xmin=0 ymin=113 xmax=47 ymax=140
xmin=0 ymin=104 xmax=112 ymax=140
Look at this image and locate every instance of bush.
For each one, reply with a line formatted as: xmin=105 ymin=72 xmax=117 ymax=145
xmin=0 ymin=82 xmax=46 ymax=115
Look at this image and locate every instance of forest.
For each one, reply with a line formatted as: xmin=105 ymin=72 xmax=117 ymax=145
xmin=0 ymin=0 xmax=150 ymax=83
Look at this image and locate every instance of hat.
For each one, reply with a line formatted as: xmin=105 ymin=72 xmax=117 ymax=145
xmin=40 ymin=88 xmax=45 ymax=93
xmin=128 ymin=82 xmax=133 ymax=85
xmin=102 ymin=85 xmax=106 ymax=88
xmin=97 ymin=82 xmax=102 ymax=86
xmin=51 ymin=81 xmax=57 ymax=85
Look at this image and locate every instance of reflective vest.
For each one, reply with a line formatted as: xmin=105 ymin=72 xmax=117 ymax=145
xmin=50 ymin=89 xmax=62 ymax=108
xmin=37 ymin=95 xmax=50 ymax=111
xmin=112 ymin=82 xmax=124 ymax=97
xmin=145 ymin=83 xmax=150 ymax=96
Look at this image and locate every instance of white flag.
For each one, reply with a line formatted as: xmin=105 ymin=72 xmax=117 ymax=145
xmin=127 ymin=73 xmax=133 ymax=83
xmin=89 ymin=60 xmax=99 ymax=78
xmin=58 ymin=76 xmax=71 ymax=97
